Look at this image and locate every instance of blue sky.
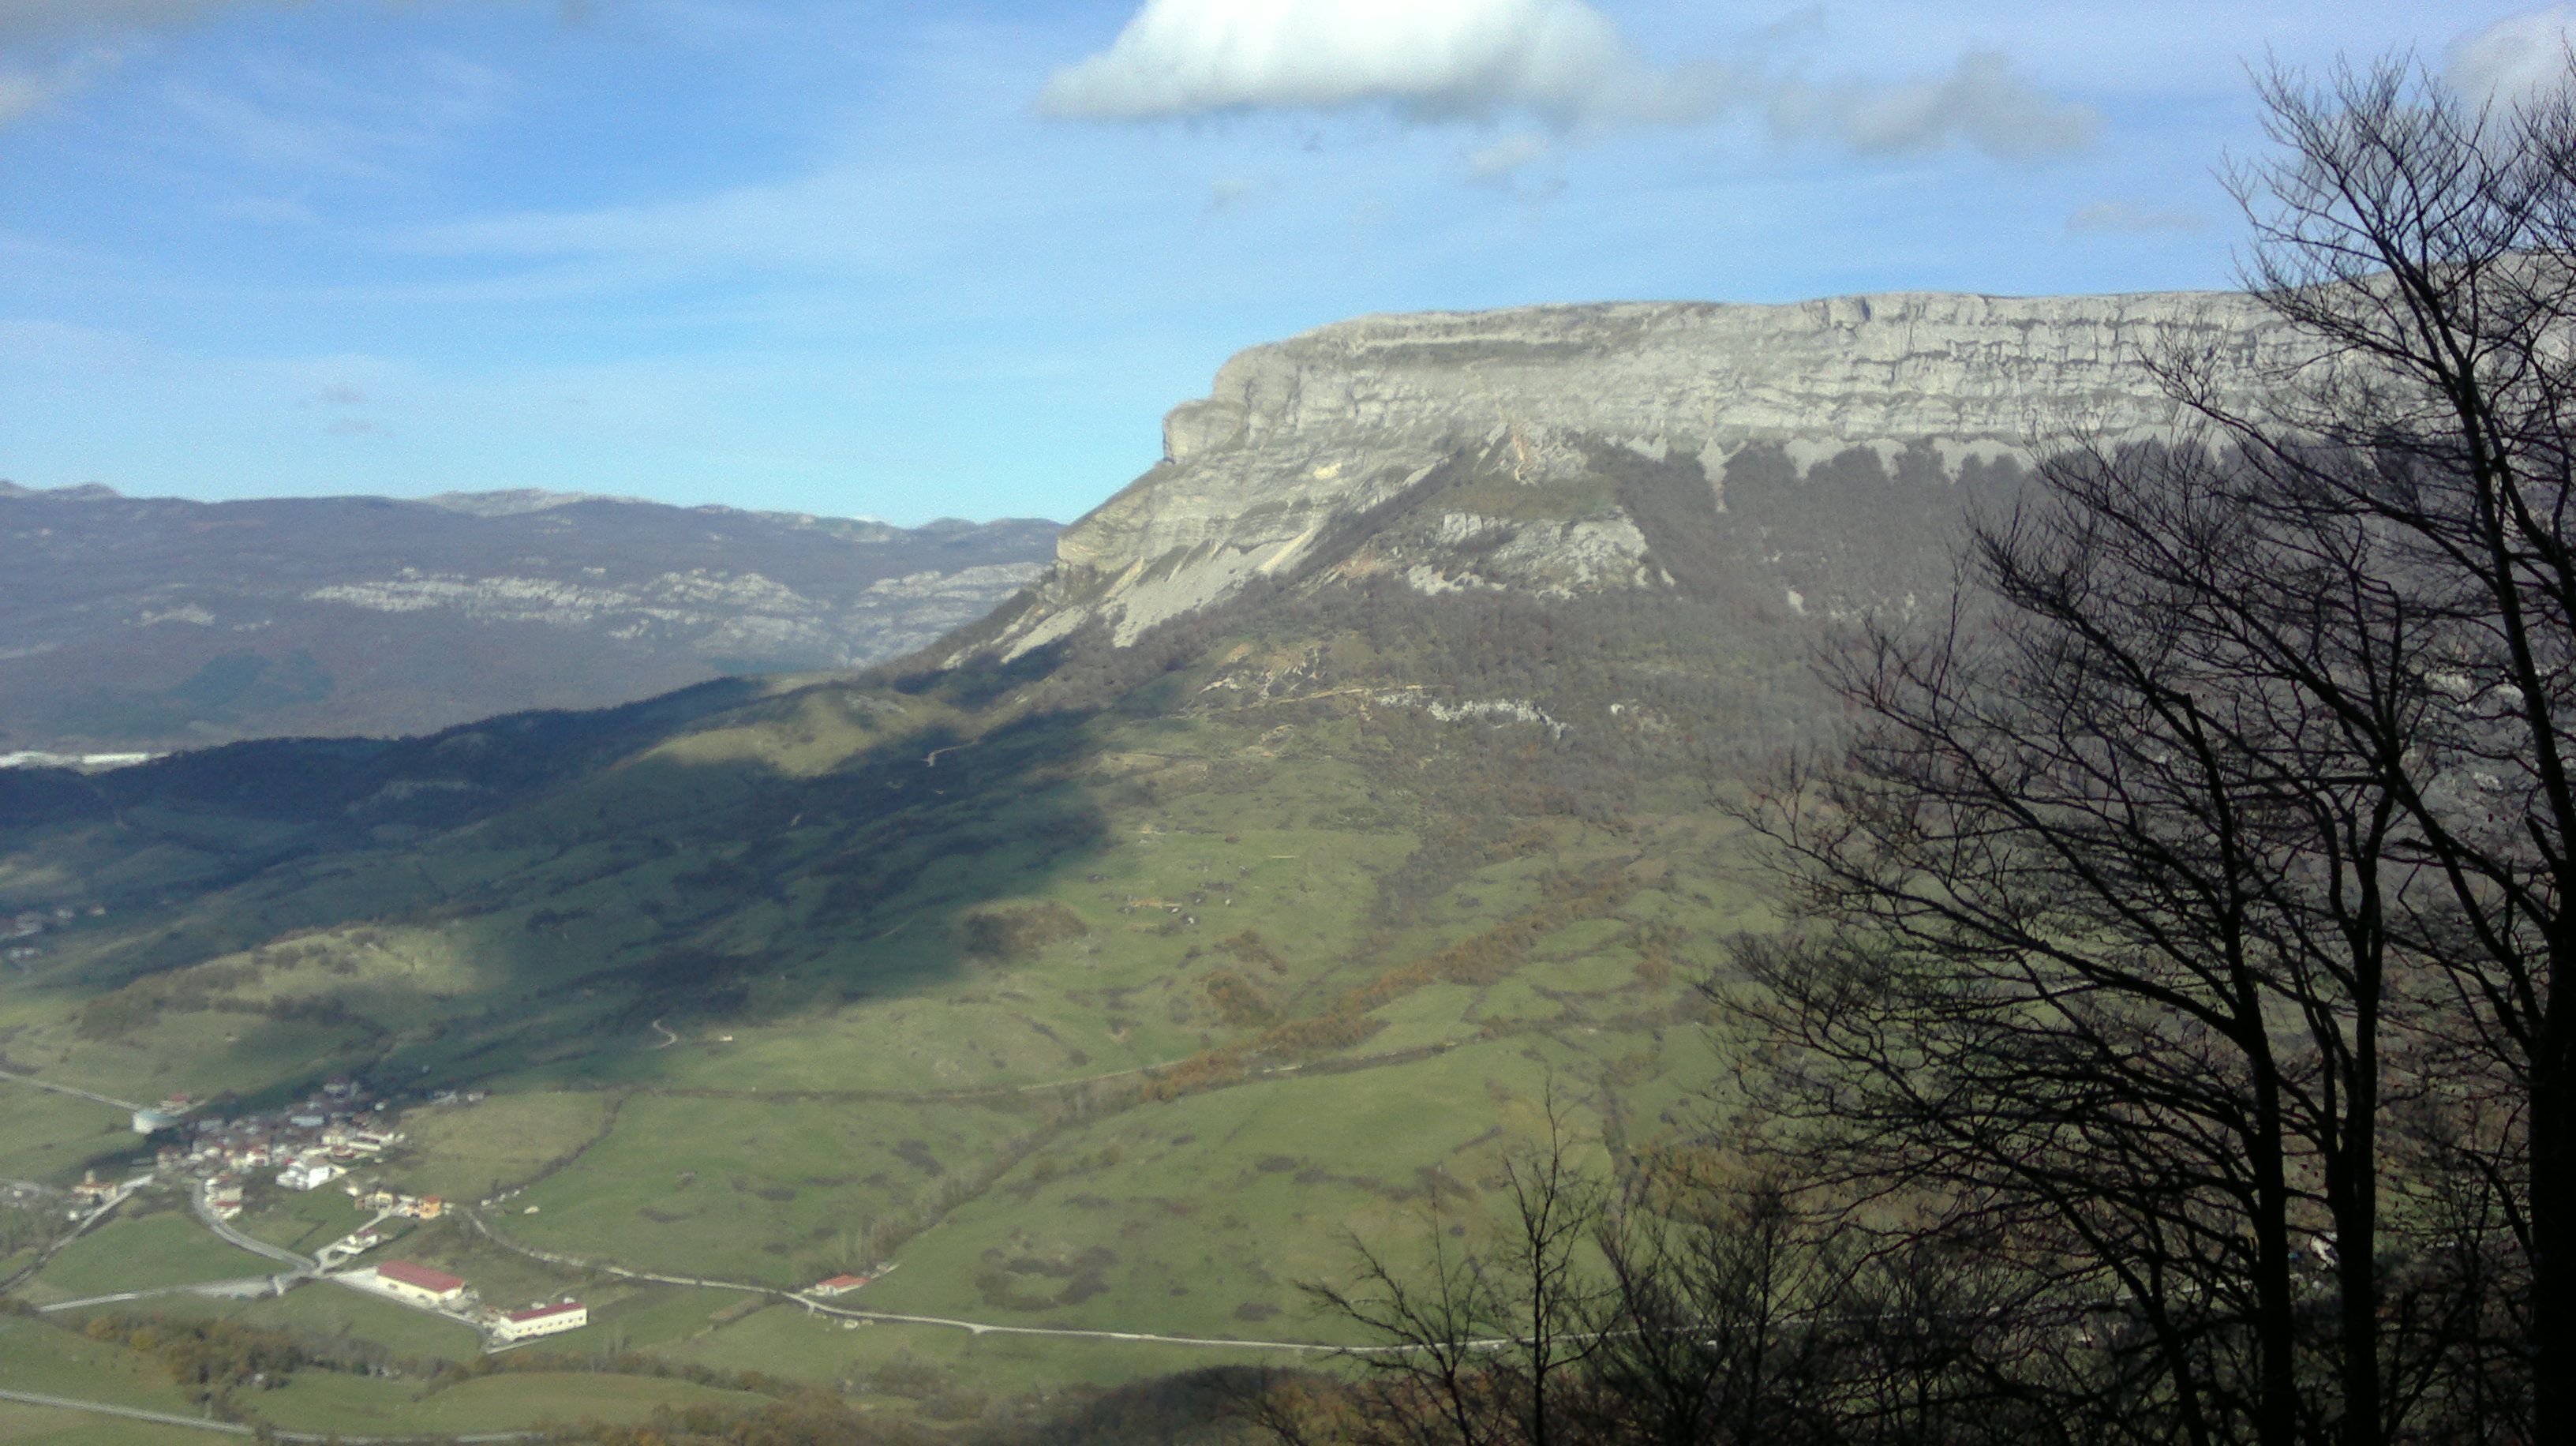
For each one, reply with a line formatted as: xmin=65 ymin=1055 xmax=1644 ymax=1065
xmin=0 ymin=0 xmax=2547 ymax=525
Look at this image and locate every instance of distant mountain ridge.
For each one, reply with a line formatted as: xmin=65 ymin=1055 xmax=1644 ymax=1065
xmin=0 ymin=481 xmax=1058 ymax=754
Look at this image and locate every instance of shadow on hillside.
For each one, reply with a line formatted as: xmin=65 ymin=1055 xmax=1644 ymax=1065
xmin=0 ymin=436 xmax=2014 ymax=1107
xmin=0 ymin=646 xmax=1132 ymax=1102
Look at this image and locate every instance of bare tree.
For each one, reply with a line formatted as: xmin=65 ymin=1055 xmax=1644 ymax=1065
xmin=2150 ymin=58 xmax=2576 ymax=1441
xmin=1284 ymin=54 xmax=2570 ymax=1446
xmin=1293 ymin=1113 xmax=2054 ymax=1446
xmin=1728 ymin=449 xmax=2412 ymax=1446
xmin=1576 ymin=1171 xmax=1846 ymax=1446
xmin=1732 ymin=54 xmax=2576 ymax=1446
xmin=1299 ymin=1092 xmax=1612 ymax=1446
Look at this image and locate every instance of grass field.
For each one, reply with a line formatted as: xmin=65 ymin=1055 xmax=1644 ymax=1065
xmin=857 ymin=1033 xmax=1612 ymax=1339
xmin=395 ymin=1089 xmax=612 ymax=1203
xmin=0 ymin=1085 xmax=128 ymax=1186
xmin=233 ymin=1184 xmax=372 ymax=1257
xmin=0 ymin=1317 xmax=196 ymax=1413
xmin=0 ymin=1399 xmax=213 ymax=1445
xmin=246 ymin=1369 xmax=772 ymax=1436
xmin=661 ymin=1303 xmax=1320 ymax=1405
xmin=227 ymin=1280 xmax=485 ymax=1362
xmin=586 ymin=1283 xmax=762 ymax=1354
xmin=0 ymin=1309 xmax=769 ymax=1440
xmin=18 ymin=1208 xmax=271 ymax=1303
xmin=506 ymin=1091 xmax=1040 ymax=1287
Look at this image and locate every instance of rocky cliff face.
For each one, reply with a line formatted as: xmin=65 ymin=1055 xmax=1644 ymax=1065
xmin=977 ymin=290 xmax=2290 ymax=658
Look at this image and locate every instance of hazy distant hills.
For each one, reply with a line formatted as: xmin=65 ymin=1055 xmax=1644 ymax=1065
xmin=0 ymin=481 xmax=1058 ymax=754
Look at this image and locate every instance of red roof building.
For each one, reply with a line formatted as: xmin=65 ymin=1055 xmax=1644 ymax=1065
xmin=491 ymin=1300 xmax=587 ymax=1342
xmin=374 ymin=1261 xmax=466 ymax=1298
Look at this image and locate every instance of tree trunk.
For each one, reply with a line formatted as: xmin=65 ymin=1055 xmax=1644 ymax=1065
xmin=2533 ymin=977 xmax=2574 ymax=1446
xmin=2252 ymin=1072 xmax=2304 ymax=1446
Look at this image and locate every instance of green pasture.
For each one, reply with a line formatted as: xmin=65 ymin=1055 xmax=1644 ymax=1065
xmin=18 ymin=1208 xmax=269 ymax=1303
xmin=0 ymin=1399 xmax=212 ymax=1445
xmin=395 ymin=1089 xmax=613 ymax=1202
xmin=0 ymin=1317 xmax=195 ymax=1413
xmin=246 ymin=1369 xmax=770 ymax=1437
xmin=0 ymin=1086 xmax=126 ymax=1186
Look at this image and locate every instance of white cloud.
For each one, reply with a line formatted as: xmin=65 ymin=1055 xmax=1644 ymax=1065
xmin=1038 ymin=0 xmax=1669 ymax=127
xmin=2065 ymin=200 xmax=2204 ymax=234
xmin=2446 ymin=6 xmax=2575 ymax=111
xmin=1041 ymin=0 xmax=2094 ymax=165
xmin=1772 ymin=51 xmax=2094 ymax=159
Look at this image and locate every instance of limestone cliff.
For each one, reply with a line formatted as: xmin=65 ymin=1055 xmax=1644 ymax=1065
xmin=976 ymin=289 xmax=2292 ymax=658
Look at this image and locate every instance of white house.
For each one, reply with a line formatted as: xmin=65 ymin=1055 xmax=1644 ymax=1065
xmin=491 ymin=1301 xmax=586 ymax=1342
xmin=276 ymin=1160 xmax=345 ymax=1191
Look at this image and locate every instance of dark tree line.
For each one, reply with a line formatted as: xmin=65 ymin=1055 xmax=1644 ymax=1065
xmin=1271 ymin=54 xmax=2576 ymax=1446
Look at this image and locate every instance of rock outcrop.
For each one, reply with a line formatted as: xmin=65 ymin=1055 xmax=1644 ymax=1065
xmin=979 ymin=290 xmax=2293 ymax=657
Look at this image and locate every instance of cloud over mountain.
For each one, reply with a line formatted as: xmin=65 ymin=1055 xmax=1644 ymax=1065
xmin=1770 ymin=51 xmax=2094 ymax=159
xmin=1037 ymin=0 xmax=1663 ymax=126
xmin=2446 ymin=6 xmax=2575 ymax=111
xmin=1040 ymin=0 xmax=2091 ymax=162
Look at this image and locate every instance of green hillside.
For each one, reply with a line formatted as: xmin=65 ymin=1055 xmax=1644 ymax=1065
xmin=0 ymin=446 xmax=1818 ymax=1433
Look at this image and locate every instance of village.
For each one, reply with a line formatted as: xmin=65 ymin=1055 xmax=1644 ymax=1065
xmin=2 ymin=901 xmax=106 ymax=965
xmin=47 ymin=1074 xmax=613 ymax=1349
xmin=39 ymin=1070 xmax=891 ymax=1353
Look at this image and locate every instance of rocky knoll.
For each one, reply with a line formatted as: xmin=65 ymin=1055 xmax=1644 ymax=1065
xmin=980 ymin=290 xmax=2290 ymax=658
xmin=0 ymin=484 xmax=1056 ymax=755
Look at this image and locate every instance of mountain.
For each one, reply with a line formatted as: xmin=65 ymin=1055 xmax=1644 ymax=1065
xmin=0 ymin=482 xmax=1058 ymax=755
xmin=979 ymin=289 xmax=2285 ymax=658
xmin=0 ymin=289 xmax=2282 ymax=1428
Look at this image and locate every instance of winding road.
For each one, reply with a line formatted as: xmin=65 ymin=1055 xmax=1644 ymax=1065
xmin=191 ymin=1186 xmax=316 ymax=1272
xmin=36 ymin=1277 xmax=283 ymax=1313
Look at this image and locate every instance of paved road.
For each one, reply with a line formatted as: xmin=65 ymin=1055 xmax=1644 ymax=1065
xmin=36 ymin=1277 xmax=283 ymax=1313
xmin=0 ymin=1387 xmax=541 ymax=1443
xmin=464 ymin=1211 xmax=1380 ymax=1354
xmin=191 ymin=1186 xmax=314 ymax=1272
xmin=0 ymin=1068 xmax=140 ymax=1114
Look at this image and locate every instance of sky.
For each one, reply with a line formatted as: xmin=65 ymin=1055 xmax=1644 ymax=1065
xmin=0 ymin=0 xmax=2552 ymax=525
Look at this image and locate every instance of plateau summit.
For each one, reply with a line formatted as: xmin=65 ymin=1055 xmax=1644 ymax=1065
xmin=984 ymin=289 xmax=2287 ymax=657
